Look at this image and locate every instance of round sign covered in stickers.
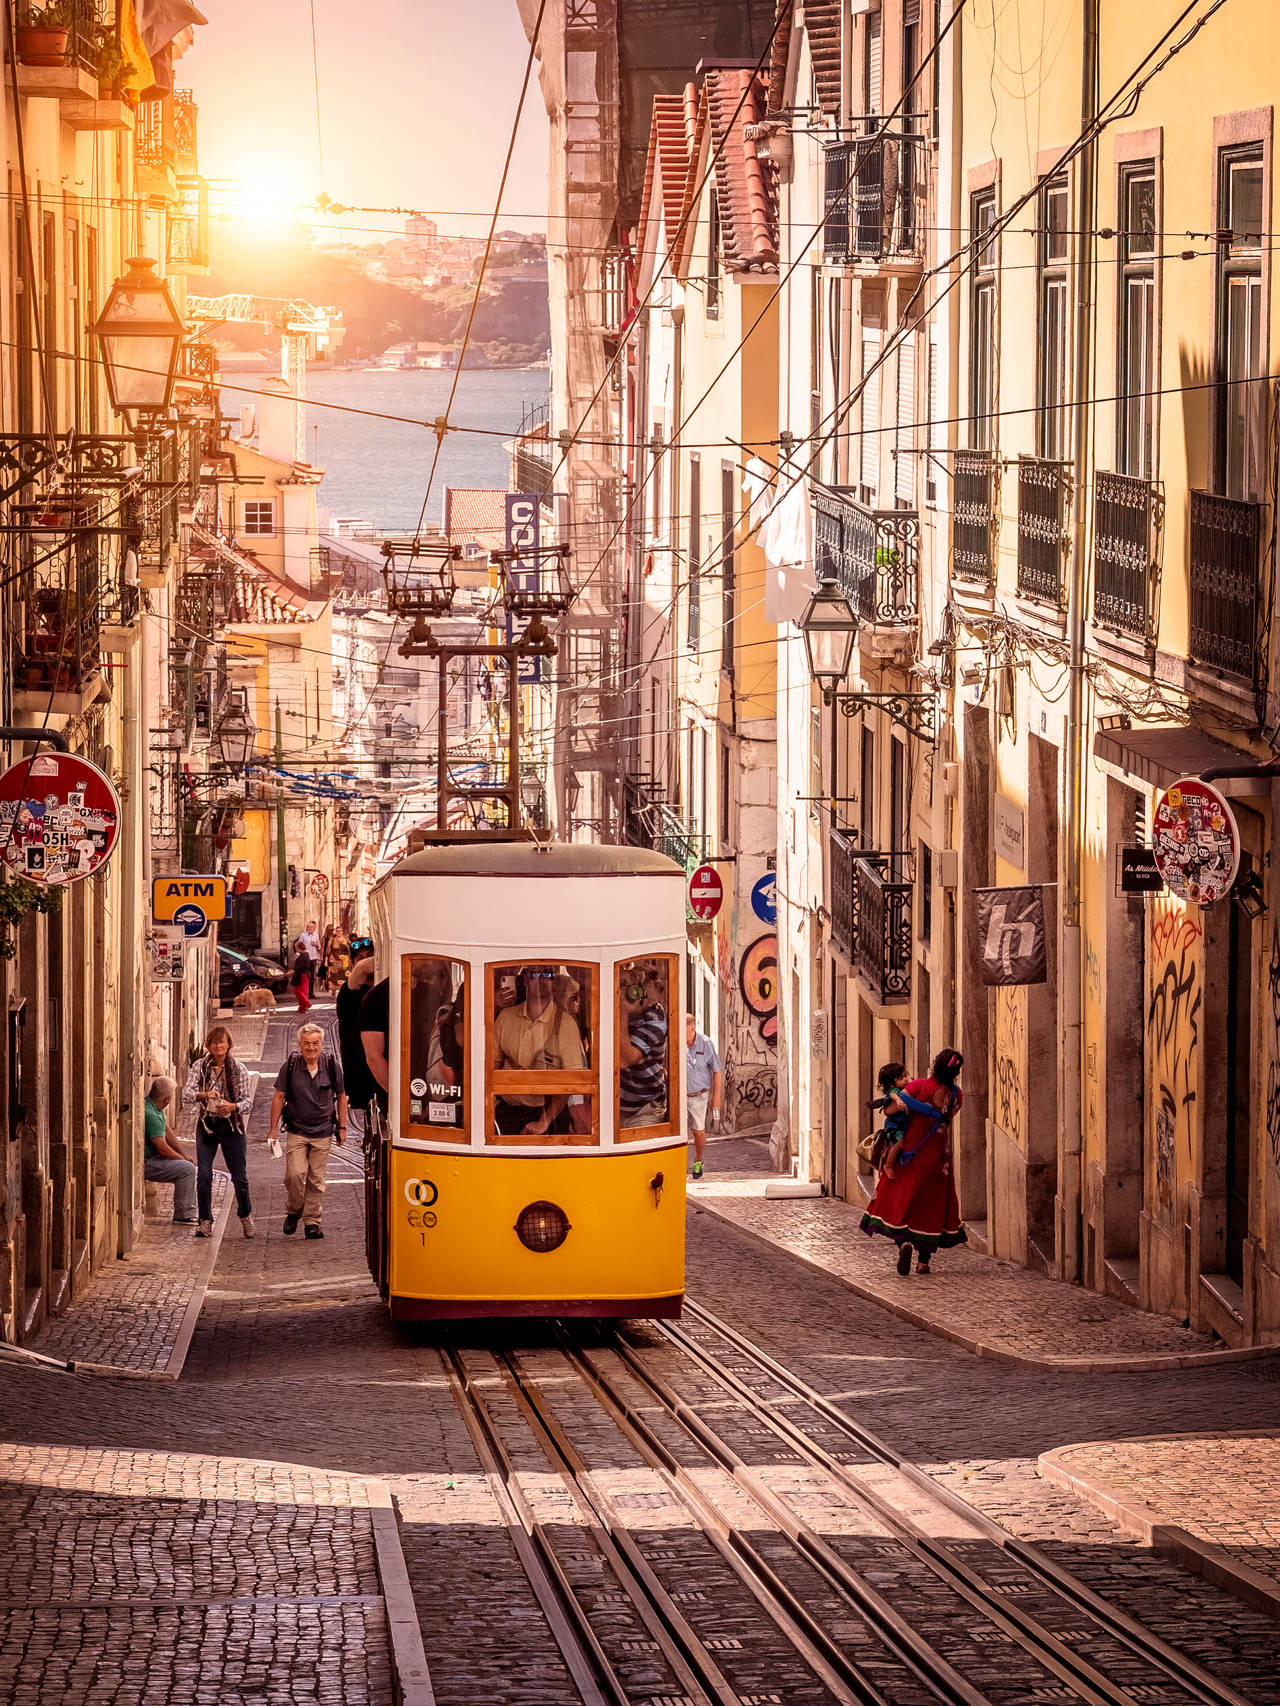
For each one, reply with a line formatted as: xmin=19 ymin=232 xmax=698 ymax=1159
xmin=1151 ymin=776 xmax=1240 ymax=906
xmin=0 ymin=751 xmax=120 ymax=886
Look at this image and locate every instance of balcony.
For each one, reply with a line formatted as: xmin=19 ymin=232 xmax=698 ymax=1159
xmin=813 ymin=487 xmax=918 ymax=632
xmin=828 ymin=829 xmax=912 ymax=1003
xmin=515 ymin=440 xmax=554 ymax=496
xmin=12 ymin=497 xmax=104 ymax=715
xmin=167 ymin=176 xmax=210 ymax=272
xmin=952 ymin=450 xmax=998 ymax=588
xmin=1189 ymin=489 xmax=1262 ymax=681
xmin=823 ymin=127 xmax=927 ymax=270
xmin=1016 ymin=456 xmax=1072 ymax=609
xmin=1092 ymin=469 xmax=1164 ymax=644
xmin=11 ymin=0 xmax=102 ymax=102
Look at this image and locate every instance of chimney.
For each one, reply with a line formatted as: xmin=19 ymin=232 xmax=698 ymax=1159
xmin=256 ymin=375 xmax=301 ymax=465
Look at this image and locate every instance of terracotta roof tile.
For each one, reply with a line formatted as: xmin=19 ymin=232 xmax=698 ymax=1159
xmin=804 ymin=0 xmax=843 ymax=117
xmin=443 ymin=487 xmax=507 ymax=547
xmin=694 ymin=68 xmax=778 ymax=272
xmin=636 ymin=94 xmax=692 ymax=264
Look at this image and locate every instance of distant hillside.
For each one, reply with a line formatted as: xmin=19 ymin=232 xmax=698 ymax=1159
xmin=201 ymin=227 xmax=550 ymax=366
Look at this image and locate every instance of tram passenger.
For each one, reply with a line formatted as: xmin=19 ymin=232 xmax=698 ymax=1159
xmin=336 ymin=937 xmax=378 ymax=1128
xmin=619 ymin=960 xmax=670 ymax=1128
xmin=493 ymin=964 xmax=589 ymax=1137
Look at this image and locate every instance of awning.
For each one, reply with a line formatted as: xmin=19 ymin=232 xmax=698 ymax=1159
xmin=1093 ymin=724 xmax=1265 ymax=790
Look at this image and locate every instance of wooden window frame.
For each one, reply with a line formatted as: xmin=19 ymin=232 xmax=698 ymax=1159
xmin=243 ymin=499 xmax=276 ymax=536
xmin=400 ymin=954 xmax=470 ymax=1146
xmin=485 ymin=958 xmax=600 ymax=1147
xmin=613 ymin=953 xmax=681 ymax=1142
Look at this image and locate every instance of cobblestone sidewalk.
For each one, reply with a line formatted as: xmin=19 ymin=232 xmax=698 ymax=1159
xmin=0 ymin=1444 xmax=402 ymax=1705
xmin=694 ymin=1149 xmax=1278 ymax=1371
xmin=31 ymin=1176 xmax=233 ymax=1378
xmin=1039 ymin=1430 xmax=1280 ymax=1618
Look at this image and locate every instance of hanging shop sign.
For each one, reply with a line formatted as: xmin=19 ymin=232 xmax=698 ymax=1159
xmin=974 ymin=884 xmax=1049 ymax=986
xmin=1116 ymin=845 xmax=1163 ymax=896
xmin=1151 ymin=777 xmax=1239 ymax=906
xmin=688 ymin=863 xmax=724 ymax=921
xmin=0 ymin=751 xmax=121 ymax=885
xmin=152 ymin=874 xmax=228 ymax=939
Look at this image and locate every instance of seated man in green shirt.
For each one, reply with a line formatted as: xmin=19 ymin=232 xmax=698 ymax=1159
xmin=144 ymin=1076 xmax=197 ymax=1223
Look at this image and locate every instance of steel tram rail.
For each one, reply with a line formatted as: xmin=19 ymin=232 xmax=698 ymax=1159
xmin=658 ymin=1299 xmax=1257 ymax=1706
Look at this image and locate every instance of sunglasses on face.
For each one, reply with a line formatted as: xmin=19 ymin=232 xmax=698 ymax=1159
xmin=524 ymin=969 xmax=554 ymax=981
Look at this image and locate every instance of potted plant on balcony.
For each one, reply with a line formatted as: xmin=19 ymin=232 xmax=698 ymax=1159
xmin=93 ymin=33 xmax=136 ymax=98
xmin=16 ymin=1 xmax=73 ymax=67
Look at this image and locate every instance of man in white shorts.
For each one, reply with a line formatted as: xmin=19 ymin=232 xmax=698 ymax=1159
xmin=685 ymin=1013 xmax=722 ymax=1178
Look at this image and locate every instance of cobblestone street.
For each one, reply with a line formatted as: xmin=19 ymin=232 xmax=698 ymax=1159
xmin=0 ymin=1011 xmax=1277 ymax=1703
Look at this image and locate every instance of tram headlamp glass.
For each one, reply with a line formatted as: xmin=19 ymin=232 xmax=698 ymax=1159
xmin=515 ymin=1201 xmax=571 ymax=1253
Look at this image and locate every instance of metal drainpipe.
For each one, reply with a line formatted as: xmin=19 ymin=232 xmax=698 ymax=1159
xmin=1062 ymin=0 xmax=1099 ymax=1287
xmin=116 ymin=646 xmax=141 ymax=1256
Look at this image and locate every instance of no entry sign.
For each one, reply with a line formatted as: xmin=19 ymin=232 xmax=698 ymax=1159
xmin=1151 ymin=776 xmax=1240 ymax=905
xmin=688 ymin=863 xmax=724 ymax=921
xmin=0 ymin=751 xmax=120 ymax=885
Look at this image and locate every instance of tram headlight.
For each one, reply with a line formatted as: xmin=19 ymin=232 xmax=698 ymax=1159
xmin=515 ymin=1201 xmax=571 ymax=1253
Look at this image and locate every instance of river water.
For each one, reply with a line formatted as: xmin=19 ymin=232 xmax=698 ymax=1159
xmin=305 ymin=366 xmax=549 ymax=533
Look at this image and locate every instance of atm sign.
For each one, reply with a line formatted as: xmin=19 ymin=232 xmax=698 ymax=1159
xmin=152 ymin=876 xmax=228 ymax=923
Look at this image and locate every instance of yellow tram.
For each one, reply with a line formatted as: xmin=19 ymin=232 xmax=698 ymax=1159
xmin=363 ymin=841 xmax=688 ymax=1318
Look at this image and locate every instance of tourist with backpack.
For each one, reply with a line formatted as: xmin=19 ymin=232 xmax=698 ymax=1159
xmin=268 ymin=1021 xmax=349 ymax=1239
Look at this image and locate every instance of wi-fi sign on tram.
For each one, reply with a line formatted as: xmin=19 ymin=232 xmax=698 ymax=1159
xmin=688 ymin=863 xmax=724 ymax=921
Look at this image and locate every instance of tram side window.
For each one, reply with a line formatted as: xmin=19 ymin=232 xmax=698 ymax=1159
xmin=403 ymin=956 xmax=468 ymax=1140
xmin=617 ymin=957 xmax=677 ymax=1134
xmin=489 ymin=961 xmax=597 ymax=1143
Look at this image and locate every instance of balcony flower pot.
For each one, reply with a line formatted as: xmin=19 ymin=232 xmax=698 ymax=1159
xmin=16 ymin=25 xmax=69 ymax=65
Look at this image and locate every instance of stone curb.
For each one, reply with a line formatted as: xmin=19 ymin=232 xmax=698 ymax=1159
xmin=368 ymin=1481 xmax=437 ymax=1706
xmin=1038 ymin=1440 xmax=1280 ymax=1622
xmin=71 ymin=1176 xmax=235 ymax=1382
xmin=695 ymin=1198 xmax=1280 ymax=1374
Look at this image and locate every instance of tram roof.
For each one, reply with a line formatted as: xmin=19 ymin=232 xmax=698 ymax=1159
xmin=385 ymin=841 xmax=685 ymax=880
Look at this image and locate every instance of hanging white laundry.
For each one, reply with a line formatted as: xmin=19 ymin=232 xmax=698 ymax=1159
xmin=742 ymin=456 xmax=774 ymax=530
xmin=760 ymin=471 xmax=816 ymax=625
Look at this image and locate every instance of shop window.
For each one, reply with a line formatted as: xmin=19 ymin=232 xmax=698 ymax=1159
xmin=615 ymin=955 xmax=679 ymax=1137
xmin=487 ymin=961 xmax=597 ymax=1143
xmin=401 ymin=957 xmax=468 ymax=1143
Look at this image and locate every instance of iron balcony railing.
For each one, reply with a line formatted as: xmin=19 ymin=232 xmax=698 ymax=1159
xmin=829 ymin=825 xmax=857 ymax=959
xmin=12 ymin=495 xmax=105 ymax=699
xmin=135 ymin=95 xmax=175 ymax=172
xmin=853 ymin=851 xmax=913 ymax=1006
xmin=515 ymin=440 xmax=554 ymax=496
xmin=1016 ymin=456 xmax=1072 ymax=608
xmin=952 ymin=450 xmax=998 ymax=586
xmin=1189 ymin=488 xmax=1262 ymax=680
xmin=823 ymin=126 xmax=927 ymax=267
xmin=813 ymin=487 xmax=918 ymax=625
xmin=1092 ymin=468 xmax=1164 ymax=643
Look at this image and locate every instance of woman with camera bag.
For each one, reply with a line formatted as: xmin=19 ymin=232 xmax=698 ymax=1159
xmin=183 ymin=1025 xmax=256 ymax=1239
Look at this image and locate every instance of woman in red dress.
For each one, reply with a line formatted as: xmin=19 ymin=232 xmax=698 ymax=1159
xmin=861 ymin=1048 xmax=966 ymax=1276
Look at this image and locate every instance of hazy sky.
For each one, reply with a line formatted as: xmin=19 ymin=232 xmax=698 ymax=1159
xmin=183 ymin=0 xmax=551 ymax=241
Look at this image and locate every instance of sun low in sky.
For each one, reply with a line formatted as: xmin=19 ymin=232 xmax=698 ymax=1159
xmin=186 ymin=0 xmax=550 ymax=243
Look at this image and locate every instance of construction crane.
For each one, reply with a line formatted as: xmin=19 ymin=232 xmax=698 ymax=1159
xmin=186 ymin=295 xmax=345 ymax=457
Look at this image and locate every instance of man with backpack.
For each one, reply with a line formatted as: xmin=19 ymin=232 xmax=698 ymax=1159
xmin=269 ymin=1021 xmax=349 ymax=1240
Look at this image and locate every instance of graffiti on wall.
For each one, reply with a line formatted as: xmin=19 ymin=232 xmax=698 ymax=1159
xmin=994 ymin=984 xmax=1025 ymax=1149
xmin=1267 ymin=925 xmax=1280 ymax=1169
xmin=1084 ymin=937 xmax=1101 ymax=1153
xmin=740 ymin=934 xmax=778 ymax=1044
xmin=1148 ymin=906 xmax=1202 ymax=1222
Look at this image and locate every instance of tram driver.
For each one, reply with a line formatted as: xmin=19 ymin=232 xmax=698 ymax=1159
xmin=492 ymin=964 xmax=591 ymax=1137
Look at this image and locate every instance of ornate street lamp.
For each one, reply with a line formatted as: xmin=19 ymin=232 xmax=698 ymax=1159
xmin=800 ymin=572 xmax=858 ymax=703
xmin=564 ymin=768 xmax=583 ymax=822
xmin=213 ymin=700 xmax=256 ymax=775
xmin=519 ymin=770 xmax=545 ymax=828
xmin=91 ymin=258 xmax=187 ymax=418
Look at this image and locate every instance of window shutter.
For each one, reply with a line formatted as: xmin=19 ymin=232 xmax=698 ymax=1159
xmin=896 ymin=338 xmax=916 ymax=506
xmin=861 ymin=329 xmax=881 ymax=495
xmin=903 ymin=0 xmax=920 ymax=25
xmin=925 ymin=328 xmax=940 ymax=503
xmin=866 ymin=13 xmax=882 ymax=114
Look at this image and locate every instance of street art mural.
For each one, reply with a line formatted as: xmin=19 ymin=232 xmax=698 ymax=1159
xmin=1147 ymin=904 xmax=1202 ymax=1224
xmin=725 ymin=929 xmax=778 ymax=1123
xmin=994 ymin=984 xmax=1025 ymax=1150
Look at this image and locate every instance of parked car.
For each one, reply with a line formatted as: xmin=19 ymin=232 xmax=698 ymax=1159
xmin=217 ymin=946 xmax=290 ymax=1002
